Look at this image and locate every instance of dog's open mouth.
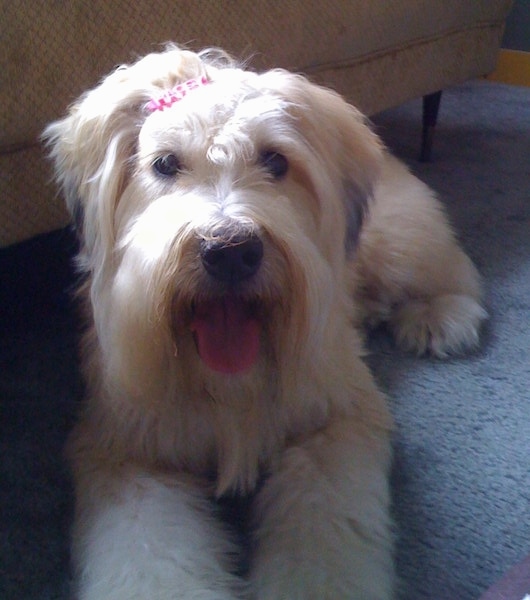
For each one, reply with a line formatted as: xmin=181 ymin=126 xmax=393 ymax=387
xmin=190 ymin=296 xmax=262 ymax=374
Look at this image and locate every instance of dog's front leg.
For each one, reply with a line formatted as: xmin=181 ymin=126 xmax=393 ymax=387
xmin=71 ymin=463 xmax=245 ymax=600
xmin=249 ymin=419 xmax=394 ymax=600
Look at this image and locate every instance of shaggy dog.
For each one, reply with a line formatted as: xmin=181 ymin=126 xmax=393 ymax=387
xmin=44 ymin=45 xmax=486 ymax=599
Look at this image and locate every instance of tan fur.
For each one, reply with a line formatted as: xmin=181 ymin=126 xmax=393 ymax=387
xmin=43 ymin=45 xmax=485 ymax=599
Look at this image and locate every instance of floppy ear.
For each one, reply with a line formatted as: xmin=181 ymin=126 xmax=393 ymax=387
xmin=327 ymin=95 xmax=385 ymax=253
xmin=42 ymin=47 xmax=210 ymax=269
xmin=261 ymin=70 xmax=385 ymax=253
xmin=300 ymin=77 xmax=385 ymax=252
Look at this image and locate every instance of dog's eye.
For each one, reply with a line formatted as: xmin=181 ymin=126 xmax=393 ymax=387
xmin=152 ymin=154 xmax=182 ymax=177
xmin=260 ymin=151 xmax=289 ymax=179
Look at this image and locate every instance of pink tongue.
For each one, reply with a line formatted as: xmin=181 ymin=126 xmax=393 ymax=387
xmin=191 ymin=297 xmax=261 ymax=374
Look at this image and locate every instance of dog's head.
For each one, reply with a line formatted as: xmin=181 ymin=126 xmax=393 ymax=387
xmin=44 ymin=45 xmax=384 ymax=399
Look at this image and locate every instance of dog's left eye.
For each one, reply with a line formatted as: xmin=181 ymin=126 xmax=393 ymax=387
xmin=152 ymin=154 xmax=182 ymax=177
xmin=260 ymin=151 xmax=289 ymax=179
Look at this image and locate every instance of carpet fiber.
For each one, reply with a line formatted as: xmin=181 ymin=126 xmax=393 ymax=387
xmin=1 ymin=79 xmax=529 ymax=599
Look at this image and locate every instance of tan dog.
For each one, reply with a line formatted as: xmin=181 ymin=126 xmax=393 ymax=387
xmin=44 ymin=45 xmax=486 ymax=599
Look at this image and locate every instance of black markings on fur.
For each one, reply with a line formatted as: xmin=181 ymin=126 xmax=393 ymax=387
xmin=343 ymin=179 xmax=369 ymax=255
xmin=62 ymin=179 xmax=85 ymax=238
xmin=71 ymin=195 xmax=85 ymax=235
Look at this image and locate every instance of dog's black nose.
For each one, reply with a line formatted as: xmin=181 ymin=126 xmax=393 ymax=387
xmin=200 ymin=234 xmax=263 ymax=284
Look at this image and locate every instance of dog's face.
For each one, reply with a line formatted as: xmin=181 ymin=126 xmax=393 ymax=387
xmin=44 ymin=47 xmax=383 ymax=402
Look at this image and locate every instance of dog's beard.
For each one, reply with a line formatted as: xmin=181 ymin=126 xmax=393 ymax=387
xmin=99 ymin=170 xmax=337 ymax=415
xmin=160 ymin=224 xmax=309 ymax=380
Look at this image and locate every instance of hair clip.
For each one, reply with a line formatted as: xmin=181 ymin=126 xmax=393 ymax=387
xmin=146 ymin=76 xmax=210 ymax=112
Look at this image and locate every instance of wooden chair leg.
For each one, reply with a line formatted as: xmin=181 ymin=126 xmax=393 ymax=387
xmin=420 ymin=90 xmax=442 ymax=162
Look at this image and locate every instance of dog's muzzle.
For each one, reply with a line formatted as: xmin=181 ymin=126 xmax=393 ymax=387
xmin=189 ymin=227 xmax=265 ymax=375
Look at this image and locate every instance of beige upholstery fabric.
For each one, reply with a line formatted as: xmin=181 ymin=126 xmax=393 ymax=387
xmin=1 ymin=0 xmax=512 ymax=246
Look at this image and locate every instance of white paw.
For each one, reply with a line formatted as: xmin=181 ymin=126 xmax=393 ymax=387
xmin=391 ymin=294 xmax=487 ymax=358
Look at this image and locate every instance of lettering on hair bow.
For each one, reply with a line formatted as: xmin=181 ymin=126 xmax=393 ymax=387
xmin=147 ymin=76 xmax=210 ymax=112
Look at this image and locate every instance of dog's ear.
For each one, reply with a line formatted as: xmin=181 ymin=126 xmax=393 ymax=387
xmin=262 ymin=71 xmax=385 ymax=253
xmin=300 ymin=77 xmax=385 ymax=252
xmin=304 ymin=77 xmax=384 ymax=252
xmin=42 ymin=47 xmax=209 ymax=267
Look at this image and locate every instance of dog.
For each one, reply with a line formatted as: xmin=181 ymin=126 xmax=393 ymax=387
xmin=43 ymin=45 xmax=486 ymax=599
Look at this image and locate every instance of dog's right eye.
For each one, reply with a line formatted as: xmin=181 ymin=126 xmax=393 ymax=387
xmin=152 ymin=154 xmax=182 ymax=177
xmin=260 ymin=151 xmax=289 ymax=179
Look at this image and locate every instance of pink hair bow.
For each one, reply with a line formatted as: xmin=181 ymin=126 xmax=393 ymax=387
xmin=147 ymin=76 xmax=209 ymax=112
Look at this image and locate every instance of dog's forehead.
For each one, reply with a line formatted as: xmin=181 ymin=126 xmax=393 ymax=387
xmin=141 ymin=70 xmax=294 ymax=146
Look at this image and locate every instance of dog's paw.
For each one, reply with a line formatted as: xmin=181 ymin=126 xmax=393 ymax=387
xmin=390 ymin=293 xmax=487 ymax=358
